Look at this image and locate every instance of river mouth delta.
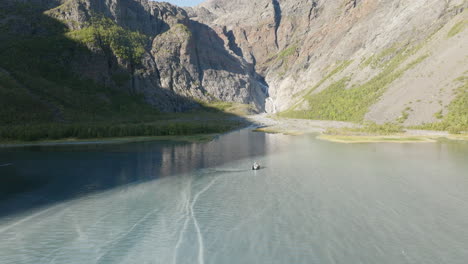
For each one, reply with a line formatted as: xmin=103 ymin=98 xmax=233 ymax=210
xmin=1 ymin=128 xmax=467 ymax=264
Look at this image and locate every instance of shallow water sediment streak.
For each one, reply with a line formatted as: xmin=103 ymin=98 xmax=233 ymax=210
xmin=1 ymin=129 xmax=468 ymax=264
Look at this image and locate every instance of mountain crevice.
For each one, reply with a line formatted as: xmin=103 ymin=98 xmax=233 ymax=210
xmin=307 ymin=1 xmax=319 ymax=26
xmin=272 ymin=0 xmax=282 ymax=49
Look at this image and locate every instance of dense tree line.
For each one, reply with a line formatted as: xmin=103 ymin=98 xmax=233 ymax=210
xmin=0 ymin=121 xmax=241 ymax=142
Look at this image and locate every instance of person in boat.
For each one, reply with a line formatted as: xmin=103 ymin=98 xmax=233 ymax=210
xmin=252 ymin=161 xmax=260 ymax=170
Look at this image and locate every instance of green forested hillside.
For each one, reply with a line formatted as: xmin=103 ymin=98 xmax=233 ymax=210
xmin=0 ymin=2 xmax=157 ymax=125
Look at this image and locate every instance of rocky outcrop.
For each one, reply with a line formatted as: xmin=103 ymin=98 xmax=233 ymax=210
xmin=189 ymin=0 xmax=468 ymax=125
xmin=41 ymin=0 xmax=267 ymax=112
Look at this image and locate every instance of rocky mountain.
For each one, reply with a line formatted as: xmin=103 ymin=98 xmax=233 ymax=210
xmin=189 ymin=0 xmax=467 ymax=128
xmin=0 ymin=0 xmax=267 ymax=123
xmin=1 ymin=0 xmax=467 ymax=129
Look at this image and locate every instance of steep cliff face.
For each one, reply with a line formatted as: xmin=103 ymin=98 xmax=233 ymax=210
xmin=189 ymin=0 xmax=468 ymax=126
xmin=43 ymin=0 xmax=267 ymax=112
xmin=0 ymin=0 xmax=266 ymax=114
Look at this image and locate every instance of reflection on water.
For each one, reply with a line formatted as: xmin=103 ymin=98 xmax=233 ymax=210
xmin=0 ymin=129 xmax=285 ymax=217
xmin=0 ymin=130 xmax=467 ymax=264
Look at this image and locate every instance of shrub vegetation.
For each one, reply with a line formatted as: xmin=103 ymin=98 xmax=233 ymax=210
xmin=325 ymin=122 xmax=404 ymax=136
xmin=67 ymin=16 xmax=149 ymax=63
xmin=279 ymin=44 xmax=428 ymax=122
xmin=413 ymin=76 xmax=468 ymax=134
xmin=447 ymin=20 xmax=467 ymax=38
xmin=0 ymin=121 xmax=241 ymax=142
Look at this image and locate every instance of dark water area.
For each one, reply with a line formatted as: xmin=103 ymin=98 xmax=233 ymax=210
xmin=1 ymin=129 xmax=467 ymax=264
xmin=0 ymin=130 xmax=272 ymax=216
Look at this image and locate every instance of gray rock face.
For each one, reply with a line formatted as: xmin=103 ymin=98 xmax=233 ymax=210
xmin=189 ymin=0 xmax=468 ymax=125
xmin=6 ymin=0 xmax=466 ymax=122
xmin=44 ymin=0 xmax=267 ymax=112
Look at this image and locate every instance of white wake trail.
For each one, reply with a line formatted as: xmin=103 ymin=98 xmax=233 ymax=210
xmin=0 ymin=204 xmax=64 ymax=234
xmin=39 ymin=208 xmax=88 ymax=263
xmin=95 ymin=207 xmax=160 ymax=264
xmin=208 ymin=204 xmax=272 ymax=251
xmin=190 ymin=176 xmax=219 ymax=264
xmin=172 ymin=175 xmax=220 ymax=264
xmin=172 ymin=178 xmax=193 ymax=264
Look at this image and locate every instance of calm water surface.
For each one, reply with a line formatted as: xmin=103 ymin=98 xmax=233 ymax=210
xmin=1 ymin=129 xmax=468 ymax=264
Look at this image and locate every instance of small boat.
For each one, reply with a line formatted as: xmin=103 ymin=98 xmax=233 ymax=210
xmin=252 ymin=162 xmax=260 ymax=170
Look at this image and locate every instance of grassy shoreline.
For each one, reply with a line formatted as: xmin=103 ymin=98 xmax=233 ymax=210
xmin=0 ymin=120 xmax=241 ymax=141
xmin=0 ymin=119 xmax=252 ymax=147
xmin=249 ymin=115 xmax=468 ymax=144
xmin=257 ymin=126 xmax=468 ymax=143
xmin=0 ymin=114 xmax=251 ymax=147
xmin=317 ymin=134 xmax=468 ymax=144
xmin=0 ymin=102 xmax=253 ymax=145
xmin=0 ymin=134 xmax=222 ymax=148
xmin=317 ymin=134 xmax=435 ymax=143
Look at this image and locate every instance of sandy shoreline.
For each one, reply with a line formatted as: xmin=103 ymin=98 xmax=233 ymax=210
xmin=247 ymin=114 xmax=359 ymax=134
xmin=247 ymin=114 xmax=467 ymax=143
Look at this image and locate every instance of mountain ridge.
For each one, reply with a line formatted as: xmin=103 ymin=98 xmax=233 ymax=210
xmin=0 ymin=0 xmax=467 ymax=133
xmin=188 ymin=0 xmax=467 ymax=130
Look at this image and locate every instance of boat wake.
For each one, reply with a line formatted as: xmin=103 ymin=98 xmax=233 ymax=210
xmin=204 ymin=168 xmax=256 ymax=175
xmin=173 ymin=176 xmax=220 ymax=264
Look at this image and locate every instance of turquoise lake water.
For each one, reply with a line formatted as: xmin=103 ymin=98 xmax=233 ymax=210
xmin=1 ymin=129 xmax=468 ymax=264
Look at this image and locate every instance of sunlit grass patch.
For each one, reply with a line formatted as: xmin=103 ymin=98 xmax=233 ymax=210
xmin=413 ymin=75 xmax=467 ymax=134
xmin=317 ymin=134 xmax=436 ymax=144
xmin=66 ymin=16 xmax=149 ymax=63
xmin=324 ymin=122 xmax=404 ymax=136
xmin=447 ymin=20 xmax=467 ymax=38
xmin=280 ymin=40 xmax=429 ymax=122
